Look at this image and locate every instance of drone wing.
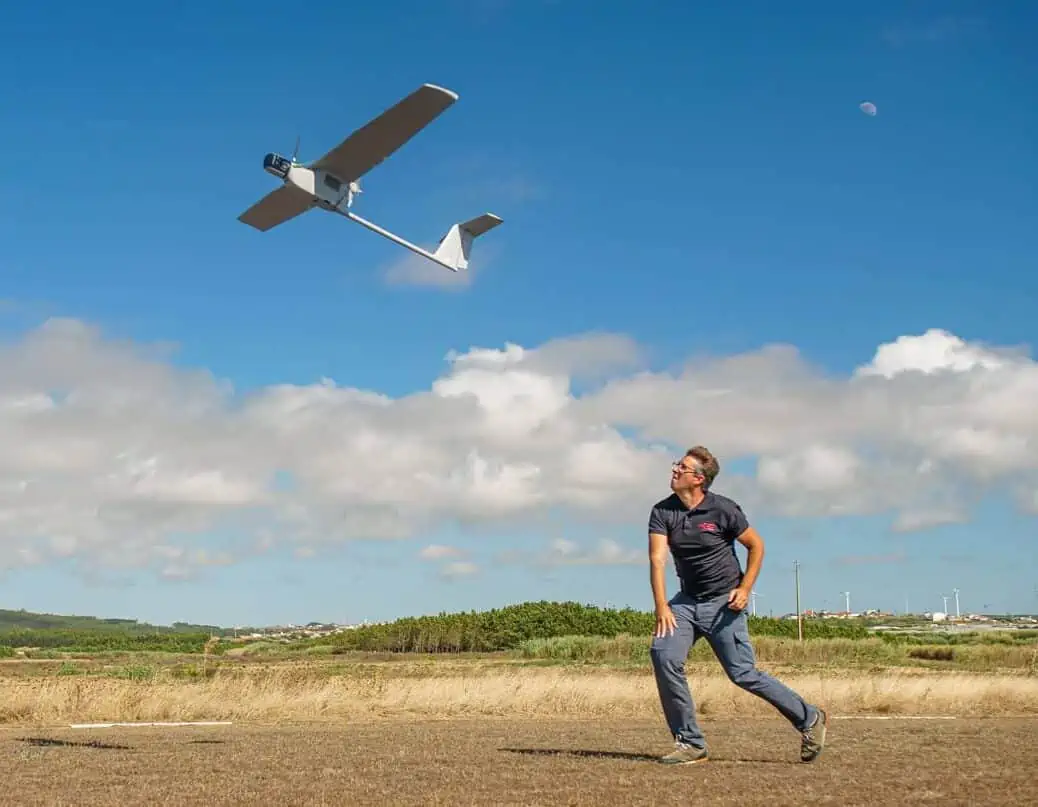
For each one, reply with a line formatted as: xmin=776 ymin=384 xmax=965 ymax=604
xmin=238 ymin=185 xmax=315 ymax=231
xmin=309 ymin=83 xmax=458 ymax=183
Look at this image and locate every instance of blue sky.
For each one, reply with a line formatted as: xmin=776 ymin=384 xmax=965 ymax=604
xmin=1 ymin=1 xmax=1036 ymax=626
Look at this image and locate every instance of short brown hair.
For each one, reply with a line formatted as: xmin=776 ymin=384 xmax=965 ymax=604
xmin=684 ymin=445 xmax=720 ymax=489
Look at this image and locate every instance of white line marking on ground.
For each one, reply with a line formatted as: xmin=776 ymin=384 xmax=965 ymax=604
xmin=831 ymin=715 xmax=957 ymax=720
xmin=68 ymin=721 xmax=233 ymax=729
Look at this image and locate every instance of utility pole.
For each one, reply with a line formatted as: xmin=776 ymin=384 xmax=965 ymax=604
xmin=953 ymin=588 xmax=960 ymax=619
xmin=794 ymin=560 xmax=803 ymax=641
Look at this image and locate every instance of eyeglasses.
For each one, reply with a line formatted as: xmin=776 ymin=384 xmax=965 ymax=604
xmin=671 ymin=462 xmax=702 ymax=476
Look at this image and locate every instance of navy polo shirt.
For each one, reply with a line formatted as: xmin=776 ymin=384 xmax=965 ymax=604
xmin=648 ymin=490 xmax=750 ymax=599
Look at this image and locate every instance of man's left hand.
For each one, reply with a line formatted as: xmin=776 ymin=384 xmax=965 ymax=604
xmin=727 ymin=586 xmax=750 ymax=611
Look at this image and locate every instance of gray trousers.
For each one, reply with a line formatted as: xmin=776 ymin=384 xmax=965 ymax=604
xmin=649 ymin=591 xmax=818 ymax=748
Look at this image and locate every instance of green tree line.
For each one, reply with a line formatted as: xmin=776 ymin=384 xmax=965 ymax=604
xmin=0 ymin=629 xmax=217 ymax=653
xmin=317 ymin=601 xmax=870 ymax=654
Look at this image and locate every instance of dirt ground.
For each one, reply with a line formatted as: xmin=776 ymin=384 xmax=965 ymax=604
xmin=1 ymin=716 xmax=1034 ymax=806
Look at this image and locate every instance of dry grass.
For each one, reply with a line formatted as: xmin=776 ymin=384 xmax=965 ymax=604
xmin=2 ymin=717 xmax=1036 ymax=805
xmin=2 ymin=662 xmax=1037 ymax=726
xmin=513 ymin=634 xmax=1038 ymax=672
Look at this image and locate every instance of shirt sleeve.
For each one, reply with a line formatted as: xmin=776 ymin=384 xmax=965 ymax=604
xmin=648 ymin=504 xmax=669 ymax=535
xmin=725 ymin=501 xmax=750 ymax=540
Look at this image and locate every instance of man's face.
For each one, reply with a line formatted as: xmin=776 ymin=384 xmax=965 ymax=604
xmin=670 ymin=457 xmax=704 ymax=493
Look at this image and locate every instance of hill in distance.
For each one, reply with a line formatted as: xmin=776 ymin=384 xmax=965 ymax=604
xmin=0 ymin=607 xmax=231 ymax=635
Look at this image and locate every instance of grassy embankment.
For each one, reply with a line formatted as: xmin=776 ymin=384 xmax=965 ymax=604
xmin=1 ymin=602 xmax=1036 ymax=725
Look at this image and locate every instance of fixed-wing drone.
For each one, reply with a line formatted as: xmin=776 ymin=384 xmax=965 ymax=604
xmin=238 ymin=83 xmax=502 ymax=273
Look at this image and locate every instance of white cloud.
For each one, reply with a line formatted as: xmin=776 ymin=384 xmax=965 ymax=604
xmin=419 ymin=544 xmax=465 ymax=560
xmin=540 ymin=538 xmax=643 ymax=566
xmin=0 ymin=318 xmax=1035 ymax=580
xmin=381 ymin=250 xmax=475 ymax=289
xmin=891 ymin=507 xmax=970 ymax=533
xmin=438 ymin=560 xmax=479 ymax=580
xmin=854 ymin=328 xmax=1014 ymax=378
xmin=418 ymin=544 xmax=477 ymax=580
xmin=580 ymin=328 xmax=1038 ymax=522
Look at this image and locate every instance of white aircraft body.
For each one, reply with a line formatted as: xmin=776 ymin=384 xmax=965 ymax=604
xmin=238 ymin=83 xmax=502 ymax=273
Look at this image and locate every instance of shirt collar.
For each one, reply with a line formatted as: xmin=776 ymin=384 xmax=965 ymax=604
xmin=675 ymin=491 xmax=714 ymax=512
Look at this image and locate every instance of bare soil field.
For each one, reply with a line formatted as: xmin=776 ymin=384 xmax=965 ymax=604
xmin=1 ymin=716 xmax=1034 ymax=806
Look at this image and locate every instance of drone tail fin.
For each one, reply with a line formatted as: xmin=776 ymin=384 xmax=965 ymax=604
xmin=432 ymin=213 xmax=503 ymax=271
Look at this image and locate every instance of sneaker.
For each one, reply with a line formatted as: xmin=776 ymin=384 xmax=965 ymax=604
xmin=800 ymin=708 xmax=828 ymax=762
xmin=659 ymin=741 xmax=709 ymax=765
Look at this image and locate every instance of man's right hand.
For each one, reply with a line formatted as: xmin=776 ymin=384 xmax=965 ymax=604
xmin=654 ymin=604 xmax=677 ymax=638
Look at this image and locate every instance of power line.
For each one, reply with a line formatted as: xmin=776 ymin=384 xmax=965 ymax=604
xmin=794 ymin=560 xmax=803 ymax=642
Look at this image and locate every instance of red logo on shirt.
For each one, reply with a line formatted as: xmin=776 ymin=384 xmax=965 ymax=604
xmin=699 ymin=522 xmax=719 ymax=533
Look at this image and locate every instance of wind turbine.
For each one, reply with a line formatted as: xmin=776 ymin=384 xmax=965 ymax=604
xmin=750 ymin=590 xmax=764 ymax=616
xmin=941 ymin=594 xmax=949 ymax=614
xmin=841 ymin=591 xmax=851 ymax=614
xmin=953 ymin=588 xmax=960 ymax=619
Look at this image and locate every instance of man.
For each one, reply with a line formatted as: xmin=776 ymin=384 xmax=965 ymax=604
xmin=647 ymin=445 xmax=827 ymax=764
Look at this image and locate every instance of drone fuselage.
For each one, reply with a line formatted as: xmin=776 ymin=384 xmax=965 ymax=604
xmin=263 ymin=153 xmax=353 ymax=213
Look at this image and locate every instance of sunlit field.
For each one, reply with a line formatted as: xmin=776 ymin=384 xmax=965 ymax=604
xmin=2 ymin=604 xmax=1036 ymax=804
xmin=3 ymin=658 xmax=1038 ymax=726
xmin=2 ymin=601 xmax=1037 ymax=725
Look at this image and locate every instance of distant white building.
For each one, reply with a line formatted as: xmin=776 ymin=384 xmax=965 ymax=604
xmin=931 ymin=612 xmax=947 ymax=622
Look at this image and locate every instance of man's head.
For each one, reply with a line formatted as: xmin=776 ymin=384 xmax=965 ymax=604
xmin=670 ymin=445 xmax=720 ymax=495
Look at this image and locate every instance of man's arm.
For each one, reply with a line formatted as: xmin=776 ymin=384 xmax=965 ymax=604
xmin=648 ymin=531 xmax=671 ymax=612
xmin=647 ymin=504 xmax=676 ymax=636
xmin=649 ymin=531 xmax=677 ymax=636
xmin=727 ymin=501 xmax=762 ymax=611
xmin=735 ymin=526 xmax=765 ymax=594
